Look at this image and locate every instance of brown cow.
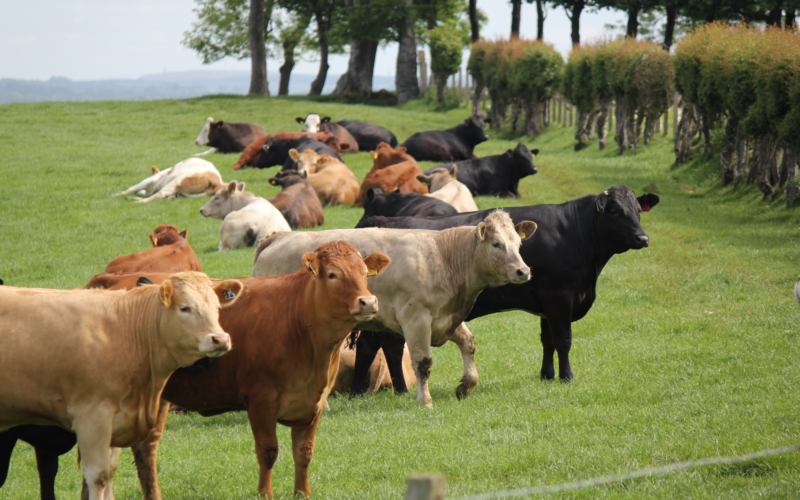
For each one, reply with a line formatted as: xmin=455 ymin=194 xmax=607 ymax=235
xmin=358 ymin=143 xmax=422 ymax=204
xmin=267 ymin=171 xmax=325 ymax=229
xmin=295 ymin=114 xmax=359 ymax=154
xmin=290 ymin=150 xmax=360 ymax=206
xmin=359 ymin=161 xmax=428 ymax=205
xmin=231 ymin=132 xmax=345 ymax=170
xmin=100 ymin=225 xmax=201 ymax=275
xmin=126 ymin=242 xmax=391 ymax=499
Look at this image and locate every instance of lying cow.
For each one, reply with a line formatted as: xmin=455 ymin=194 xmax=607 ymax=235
xmin=253 ymin=211 xmax=537 ymax=407
xmin=290 ymin=149 xmax=360 ymax=206
xmin=194 ymin=117 xmax=267 ymax=156
xmin=267 ymin=171 xmax=325 ymax=229
xmin=0 ymin=272 xmax=241 ymax=500
xmin=99 ymin=224 xmax=201 ymax=275
xmin=255 ymin=137 xmax=343 ymax=170
xmin=200 ymin=181 xmax=291 ymax=250
xmin=337 ymin=119 xmax=398 ymax=150
xmin=127 ymin=242 xmax=390 ymax=499
xmin=296 ymin=113 xmax=359 ymax=153
xmin=355 ymin=185 xmax=659 ymax=384
xmin=400 ymin=115 xmax=490 ymax=162
xmin=231 ymin=132 xmax=345 ymax=170
xmin=357 ymin=143 xmax=421 ymax=204
xmin=115 ymin=158 xmax=223 ymax=203
xmin=359 ymin=188 xmax=457 ymax=223
xmin=424 ymin=143 xmax=539 ymax=198
xmin=417 ymin=166 xmax=478 ymax=213
xmin=359 ymin=161 xmax=428 ymax=205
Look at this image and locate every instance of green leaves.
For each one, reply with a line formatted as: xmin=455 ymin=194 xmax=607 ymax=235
xmin=428 ymin=23 xmax=469 ymax=77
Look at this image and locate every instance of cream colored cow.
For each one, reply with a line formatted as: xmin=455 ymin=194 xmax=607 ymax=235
xmin=290 ymin=149 xmax=360 ymax=206
xmin=114 ymin=158 xmax=223 ymax=203
xmin=417 ymin=165 xmax=478 ymax=213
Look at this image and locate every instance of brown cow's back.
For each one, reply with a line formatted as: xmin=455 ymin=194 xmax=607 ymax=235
xmin=320 ymin=123 xmax=359 ymax=154
xmin=358 ymin=143 xmax=421 ymax=204
xmin=359 ymin=161 xmax=428 ymax=204
xmin=231 ymin=132 xmax=339 ymax=170
xmin=267 ymin=182 xmax=324 ymax=229
xmin=104 ymin=239 xmax=201 ymax=274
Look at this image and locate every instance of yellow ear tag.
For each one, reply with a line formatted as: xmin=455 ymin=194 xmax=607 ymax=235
xmin=367 ymin=269 xmax=378 ymax=277
xmin=451 ymin=174 xmax=457 ymax=179
xmin=518 ymin=231 xmax=525 ymax=239
xmin=372 ymin=152 xmax=378 ymax=160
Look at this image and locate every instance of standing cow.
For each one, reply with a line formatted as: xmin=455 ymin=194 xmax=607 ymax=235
xmin=194 ymin=117 xmax=266 ymax=155
xmin=400 ymin=116 xmax=490 ymax=162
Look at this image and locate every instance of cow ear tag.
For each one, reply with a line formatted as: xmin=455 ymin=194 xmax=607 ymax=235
xmin=225 ymin=289 xmax=236 ymax=300
xmin=367 ymin=269 xmax=378 ymax=277
xmin=519 ymin=231 xmax=526 ymax=239
xmin=641 ymin=205 xmax=650 ymax=212
xmin=372 ymin=152 xmax=378 ymax=160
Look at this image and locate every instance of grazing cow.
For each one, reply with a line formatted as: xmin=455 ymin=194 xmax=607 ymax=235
xmin=359 ymin=188 xmax=458 ymax=223
xmin=355 ymin=185 xmax=660 ymax=384
xmin=101 ymin=224 xmax=201 ymax=275
xmin=337 ymin=120 xmax=398 ymax=150
xmin=289 ymin=149 xmax=360 ymax=206
xmin=0 ymin=273 xmax=241 ymax=500
xmin=424 ymin=143 xmax=539 ymax=198
xmin=400 ymin=115 xmax=490 ymax=162
xmin=253 ymin=211 xmax=537 ymax=407
xmin=417 ymin=166 xmax=479 ymax=213
xmin=194 ymin=117 xmax=267 ymax=156
xmin=231 ymin=132 xmax=345 ymax=170
xmin=129 ymin=242 xmax=391 ymax=499
xmin=359 ymin=161 xmax=428 ymax=205
xmin=267 ymin=171 xmax=324 ymax=229
xmin=115 ymin=158 xmax=223 ymax=203
xmin=255 ymin=137 xmax=343 ymax=170
xmin=200 ymin=181 xmax=291 ymax=250
xmin=333 ymin=339 xmax=415 ymax=395
xmin=295 ymin=113 xmax=359 ymax=153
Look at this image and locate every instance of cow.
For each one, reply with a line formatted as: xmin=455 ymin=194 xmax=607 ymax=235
xmin=359 ymin=161 xmax=428 ymax=206
xmin=114 ymin=158 xmax=223 ymax=203
xmin=332 ymin=338 xmax=415 ymax=395
xmin=101 ymin=224 xmax=201 ymax=275
xmin=417 ymin=165 xmax=479 ymax=213
xmin=127 ymin=242 xmax=391 ymax=499
xmin=359 ymin=188 xmax=458 ymax=223
xmin=253 ymin=211 xmax=537 ymax=407
xmin=200 ymin=181 xmax=291 ymax=251
xmin=357 ymin=143 xmax=422 ymax=204
xmin=86 ymin=273 xmax=165 ymax=290
xmin=194 ymin=117 xmax=267 ymax=156
xmin=267 ymin=171 xmax=325 ymax=229
xmin=0 ymin=272 xmax=241 ymax=500
xmin=400 ymin=115 xmax=490 ymax=162
xmin=424 ymin=143 xmax=539 ymax=198
xmin=295 ymin=113 xmax=359 ymax=153
xmin=255 ymin=137 xmax=343 ymax=170
xmin=289 ymin=149 xmax=360 ymax=206
xmin=231 ymin=132 xmax=346 ymax=170
xmin=354 ymin=185 xmax=660 ymax=386
xmin=337 ymin=120 xmax=398 ymax=150
xmin=0 ymin=425 xmax=76 ymax=500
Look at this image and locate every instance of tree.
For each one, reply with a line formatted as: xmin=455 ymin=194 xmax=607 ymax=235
xmin=535 ymin=0 xmax=547 ymax=39
xmin=469 ymin=0 xmax=480 ymax=41
xmin=595 ymin=0 xmax=660 ymax=37
xmin=396 ymin=0 xmax=419 ymax=104
xmin=428 ymin=23 xmax=469 ymax=105
xmin=512 ymin=0 xmax=548 ymax=42
xmin=511 ymin=0 xmax=522 ymax=37
xmin=552 ymin=0 xmax=592 ymax=46
xmin=182 ymin=0 xmax=276 ymax=95
xmin=274 ymin=12 xmax=313 ymax=95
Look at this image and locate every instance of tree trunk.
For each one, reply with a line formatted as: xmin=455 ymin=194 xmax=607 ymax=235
xmin=626 ymin=4 xmax=640 ymax=37
xmin=396 ymin=0 xmax=419 ymax=104
xmin=786 ymin=9 xmax=796 ymax=28
xmin=248 ymin=0 xmax=271 ymax=96
xmin=720 ymin=118 xmax=738 ymax=185
xmin=785 ymin=147 xmax=799 ymax=207
xmin=748 ymin=134 xmax=781 ymax=195
xmin=469 ymin=0 xmax=480 ymax=42
xmin=333 ymin=39 xmax=379 ymax=94
xmin=511 ymin=0 xmax=522 ymax=38
xmin=309 ymin=12 xmax=329 ymax=96
xmin=536 ymin=0 xmax=545 ymax=40
xmin=663 ymin=5 xmax=676 ymax=49
xmin=766 ymin=2 xmax=784 ymax=26
xmin=566 ymin=1 xmax=585 ymax=47
xmin=616 ymin=94 xmax=629 ymax=154
xmin=278 ymin=15 xmax=311 ymax=96
xmin=734 ymin=125 xmax=749 ymax=180
xmin=596 ymin=97 xmax=610 ymax=150
xmin=435 ymin=72 xmax=446 ymax=107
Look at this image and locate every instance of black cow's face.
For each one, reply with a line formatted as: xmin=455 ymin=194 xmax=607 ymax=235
xmin=256 ymin=138 xmax=280 ymax=169
xmin=362 ymin=188 xmax=392 ymax=217
xmin=464 ymin=116 xmax=489 ymax=144
xmin=269 ymin=170 xmax=304 ymax=188
xmin=511 ymin=143 xmax=539 ymax=177
xmin=595 ymin=185 xmax=660 ymax=253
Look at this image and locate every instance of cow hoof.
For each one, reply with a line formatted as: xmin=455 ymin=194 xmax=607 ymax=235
xmin=559 ymin=376 xmax=573 ymax=384
xmin=540 ymin=372 xmax=555 ymax=381
xmin=455 ymin=385 xmax=470 ymax=400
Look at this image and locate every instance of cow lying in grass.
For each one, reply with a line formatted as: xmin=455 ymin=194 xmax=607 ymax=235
xmin=115 ymin=158 xmax=223 ymax=203
xmin=193 ymin=117 xmax=266 ymax=156
xmin=290 ymin=149 xmax=360 ymax=206
xmin=401 ymin=115 xmax=490 ymax=162
xmin=417 ymin=165 xmax=478 ymax=213
xmin=358 ymin=188 xmax=457 ymax=223
xmin=267 ymin=170 xmax=325 ymax=229
xmin=96 ymin=224 xmax=202 ymax=276
xmin=231 ymin=131 xmax=345 ymax=170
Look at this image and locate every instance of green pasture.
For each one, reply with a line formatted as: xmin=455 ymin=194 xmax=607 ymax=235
xmin=0 ymin=96 xmax=799 ymax=499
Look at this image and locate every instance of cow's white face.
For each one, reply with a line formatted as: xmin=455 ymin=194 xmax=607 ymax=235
xmin=304 ymin=113 xmax=321 ymax=133
xmin=195 ymin=117 xmax=214 ymax=146
xmin=474 ymin=211 xmax=536 ymax=287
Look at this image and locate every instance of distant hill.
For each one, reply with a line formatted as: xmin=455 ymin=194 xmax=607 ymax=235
xmin=0 ymin=70 xmax=397 ymax=104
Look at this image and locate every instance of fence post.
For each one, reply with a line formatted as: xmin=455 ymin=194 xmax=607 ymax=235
xmin=419 ymin=50 xmax=428 ymax=94
xmin=406 ymin=474 xmax=445 ymax=500
xmin=662 ymin=108 xmax=669 ymax=136
xmin=568 ymin=103 xmax=573 ymax=127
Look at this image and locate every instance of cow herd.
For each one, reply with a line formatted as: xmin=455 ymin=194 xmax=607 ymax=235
xmin=0 ymin=111 xmax=660 ymax=500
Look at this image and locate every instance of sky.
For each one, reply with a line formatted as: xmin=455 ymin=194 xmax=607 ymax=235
xmin=0 ymin=0 xmax=626 ymax=81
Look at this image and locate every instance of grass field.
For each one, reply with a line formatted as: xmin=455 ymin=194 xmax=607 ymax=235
xmin=0 ymin=95 xmax=799 ymax=499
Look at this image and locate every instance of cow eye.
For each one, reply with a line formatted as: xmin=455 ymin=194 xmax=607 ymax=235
xmin=328 ymin=273 xmax=336 ymax=280
xmin=492 ymin=242 xmax=501 ymax=249
xmin=180 ymin=306 xmax=191 ymax=313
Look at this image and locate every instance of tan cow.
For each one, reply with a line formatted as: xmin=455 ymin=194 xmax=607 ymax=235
xmin=114 ymin=158 xmax=223 ymax=203
xmin=0 ymin=273 xmax=242 ymax=500
xmin=289 ymin=149 xmax=360 ymax=206
xmin=417 ymin=165 xmax=479 ymax=213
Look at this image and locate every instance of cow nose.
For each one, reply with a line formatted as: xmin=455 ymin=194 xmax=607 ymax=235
xmin=208 ymin=333 xmax=231 ymax=353
xmin=637 ymin=235 xmax=649 ymax=247
xmin=515 ymin=267 xmax=531 ymax=282
xmin=356 ymin=296 xmax=379 ymax=314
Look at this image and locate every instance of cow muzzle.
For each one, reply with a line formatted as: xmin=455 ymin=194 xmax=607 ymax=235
xmin=509 ymin=266 xmax=532 ymax=284
xmin=633 ymin=234 xmax=650 ymax=249
xmin=352 ymin=295 xmax=379 ymax=320
xmin=200 ymin=332 xmax=232 ymax=356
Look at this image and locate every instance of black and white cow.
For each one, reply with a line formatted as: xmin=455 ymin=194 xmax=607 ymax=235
xmin=358 ymin=188 xmax=458 ymax=224
xmin=337 ymin=120 xmax=398 ymax=150
xmin=194 ymin=117 xmax=266 ymax=155
xmin=400 ymin=115 xmax=490 ymax=162
xmin=295 ymin=113 xmax=359 ymax=153
xmin=255 ymin=137 xmax=343 ymax=170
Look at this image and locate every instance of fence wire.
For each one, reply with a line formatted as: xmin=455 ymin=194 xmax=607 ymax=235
xmin=449 ymin=443 xmax=800 ymax=500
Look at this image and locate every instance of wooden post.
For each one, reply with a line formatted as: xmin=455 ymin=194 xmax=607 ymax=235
xmin=672 ymin=91 xmax=679 ymax=137
xmin=568 ymin=103 xmax=573 ymax=127
xmin=662 ymin=108 xmax=669 ymax=136
xmin=406 ymin=474 xmax=445 ymax=500
xmin=419 ymin=50 xmax=428 ymax=94
xmin=609 ymin=102 xmax=614 ymax=137
xmin=459 ymin=68 xmax=463 ymax=103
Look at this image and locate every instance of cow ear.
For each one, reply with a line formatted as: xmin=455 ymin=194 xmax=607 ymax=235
xmin=596 ymin=190 xmax=609 ymax=212
xmin=148 ymin=233 xmax=158 ymax=247
xmin=371 ymin=150 xmax=379 ymax=160
xmin=179 ymin=229 xmax=189 ymax=239
xmin=237 ymin=182 xmax=245 ymax=192
xmin=295 ymin=117 xmax=305 ymax=124
xmin=364 ymin=253 xmax=391 ymax=277
xmin=269 ymin=177 xmax=278 ymax=185
xmin=159 ymin=280 xmax=174 ymax=308
xmin=262 ymin=138 xmax=273 ymax=151
xmin=151 ymin=166 xmax=160 ymax=175
xmin=531 ymin=149 xmax=540 ymax=156
xmin=227 ymin=181 xmax=237 ymax=194
xmin=302 ymin=252 xmax=319 ymax=277
xmin=450 ymin=165 xmax=458 ymax=178
xmin=514 ymin=221 xmax=537 ymax=240
xmin=476 ymin=222 xmax=487 ymax=241
xmin=215 ymin=121 xmax=224 ymax=128
xmin=339 ymin=143 xmax=350 ymax=151
xmin=289 ymin=149 xmax=300 ymax=161
xmin=321 ymin=117 xmax=331 ymax=123
xmin=366 ymin=189 xmax=376 ymax=202
xmin=214 ymin=279 xmax=243 ymax=308
xmin=416 ymin=174 xmax=431 ymax=185
xmin=637 ymin=193 xmax=660 ymax=212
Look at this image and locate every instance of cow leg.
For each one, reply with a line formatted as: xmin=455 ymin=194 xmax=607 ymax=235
xmin=351 ymin=331 xmax=383 ymax=395
xmin=404 ymin=311 xmax=434 ymax=408
xmin=381 ymin=334 xmax=408 ymax=395
xmin=136 ymin=180 xmax=181 ymax=203
xmin=246 ymin=402 xmax=280 ymax=498
xmin=540 ymin=317 xmax=556 ymax=380
xmin=0 ymin=433 xmax=18 ymax=489
xmin=74 ymin=414 xmax=116 ymax=500
xmin=551 ymin=318 xmax=574 ymax=382
xmin=114 ymin=176 xmax=156 ymax=197
xmin=449 ymin=323 xmax=479 ymax=399
xmin=132 ymin=401 xmax=170 ymax=500
xmin=103 ymin=448 xmax=121 ymax=500
xmin=34 ymin=446 xmax=61 ymax=500
xmin=193 ymin=147 xmax=219 ymax=157
xmin=290 ymin=412 xmax=321 ymax=499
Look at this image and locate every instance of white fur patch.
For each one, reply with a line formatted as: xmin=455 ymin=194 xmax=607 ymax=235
xmin=195 ymin=117 xmax=214 ymax=146
xmin=304 ymin=113 xmax=321 ymax=133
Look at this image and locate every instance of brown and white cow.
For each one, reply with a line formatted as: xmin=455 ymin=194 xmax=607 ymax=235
xmin=295 ymin=113 xmax=359 ymax=154
xmin=289 ymin=149 xmax=360 ymax=206
xmin=417 ymin=165 xmax=479 ymax=213
xmin=194 ymin=117 xmax=267 ymax=156
xmin=230 ymin=131 xmax=345 ymax=170
xmin=253 ymin=211 xmax=536 ymax=407
xmin=114 ymin=158 xmax=223 ymax=203
xmin=0 ymin=272 xmax=241 ymax=500
xmin=99 ymin=224 xmax=202 ymax=276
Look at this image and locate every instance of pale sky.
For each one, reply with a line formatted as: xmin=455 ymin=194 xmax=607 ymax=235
xmin=0 ymin=0 xmax=625 ymax=81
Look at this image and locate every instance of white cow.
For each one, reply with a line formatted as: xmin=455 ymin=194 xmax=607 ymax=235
xmin=200 ymin=181 xmax=291 ymax=251
xmin=253 ymin=211 xmax=536 ymax=407
xmin=418 ymin=165 xmax=479 ymax=213
xmin=115 ymin=158 xmax=223 ymax=203
xmin=295 ymin=113 xmax=329 ymax=133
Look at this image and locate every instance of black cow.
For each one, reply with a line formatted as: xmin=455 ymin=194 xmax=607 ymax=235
xmin=337 ymin=120 xmax=398 ymax=150
xmin=0 ymin=426 xmax=77 ymax=500
xmin=254 ymin=137 xmax=343 ymax=170
xmin=425 ymin=143 xmax=539 ymax=198
xmin=353 ymin=185 xmax=660 ymax=394
xmin=400 ymin=115 xmax=490 ymax=162
xmin=194 ymin=117 xmax=266 ymax=154
xmin=358 ymin=188 xmax=458 ymax=224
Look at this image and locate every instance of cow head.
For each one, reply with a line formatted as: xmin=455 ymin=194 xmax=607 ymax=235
xmin=200 ymin=181 xmax=245 ymax=219
xmin=149 ymin=224 xmax=188 ymax=247
xmin=416 ymin=165 xmax=457 ymax=193
xmin=256 ymin=137 xmax=281 ymax=169
xmin=370 ymin=143 xmax=413 ymax=170
xmin=295 ymin=113 xmax=331 ymax=133
xmin=361 ymin=188 xmax=394 ymax=219
xmin=462 ymin=115 xmax=490 ymax=145
xmin=508 ymin=143 xmax=539 ymax=178
xmin=269 ymin=170 xmax=306 ymax=188
xmin=156 ymin=272 xmax=242 ymax=367
xmin=474 ymin=211 xmax=536 ymax=287
xmin=289 ymin=148 xmax=321 ymax=174
xmin=302 ymin=241 xmax=390 ymax=323
xmin=594 ymin=185 xmax=660 ymax=253
xmin=195 ymin=117 xmax=215 ymax=146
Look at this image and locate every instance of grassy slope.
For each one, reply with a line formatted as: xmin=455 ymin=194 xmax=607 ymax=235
xmin=0 ymin=96 xmax=799 ymax=499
